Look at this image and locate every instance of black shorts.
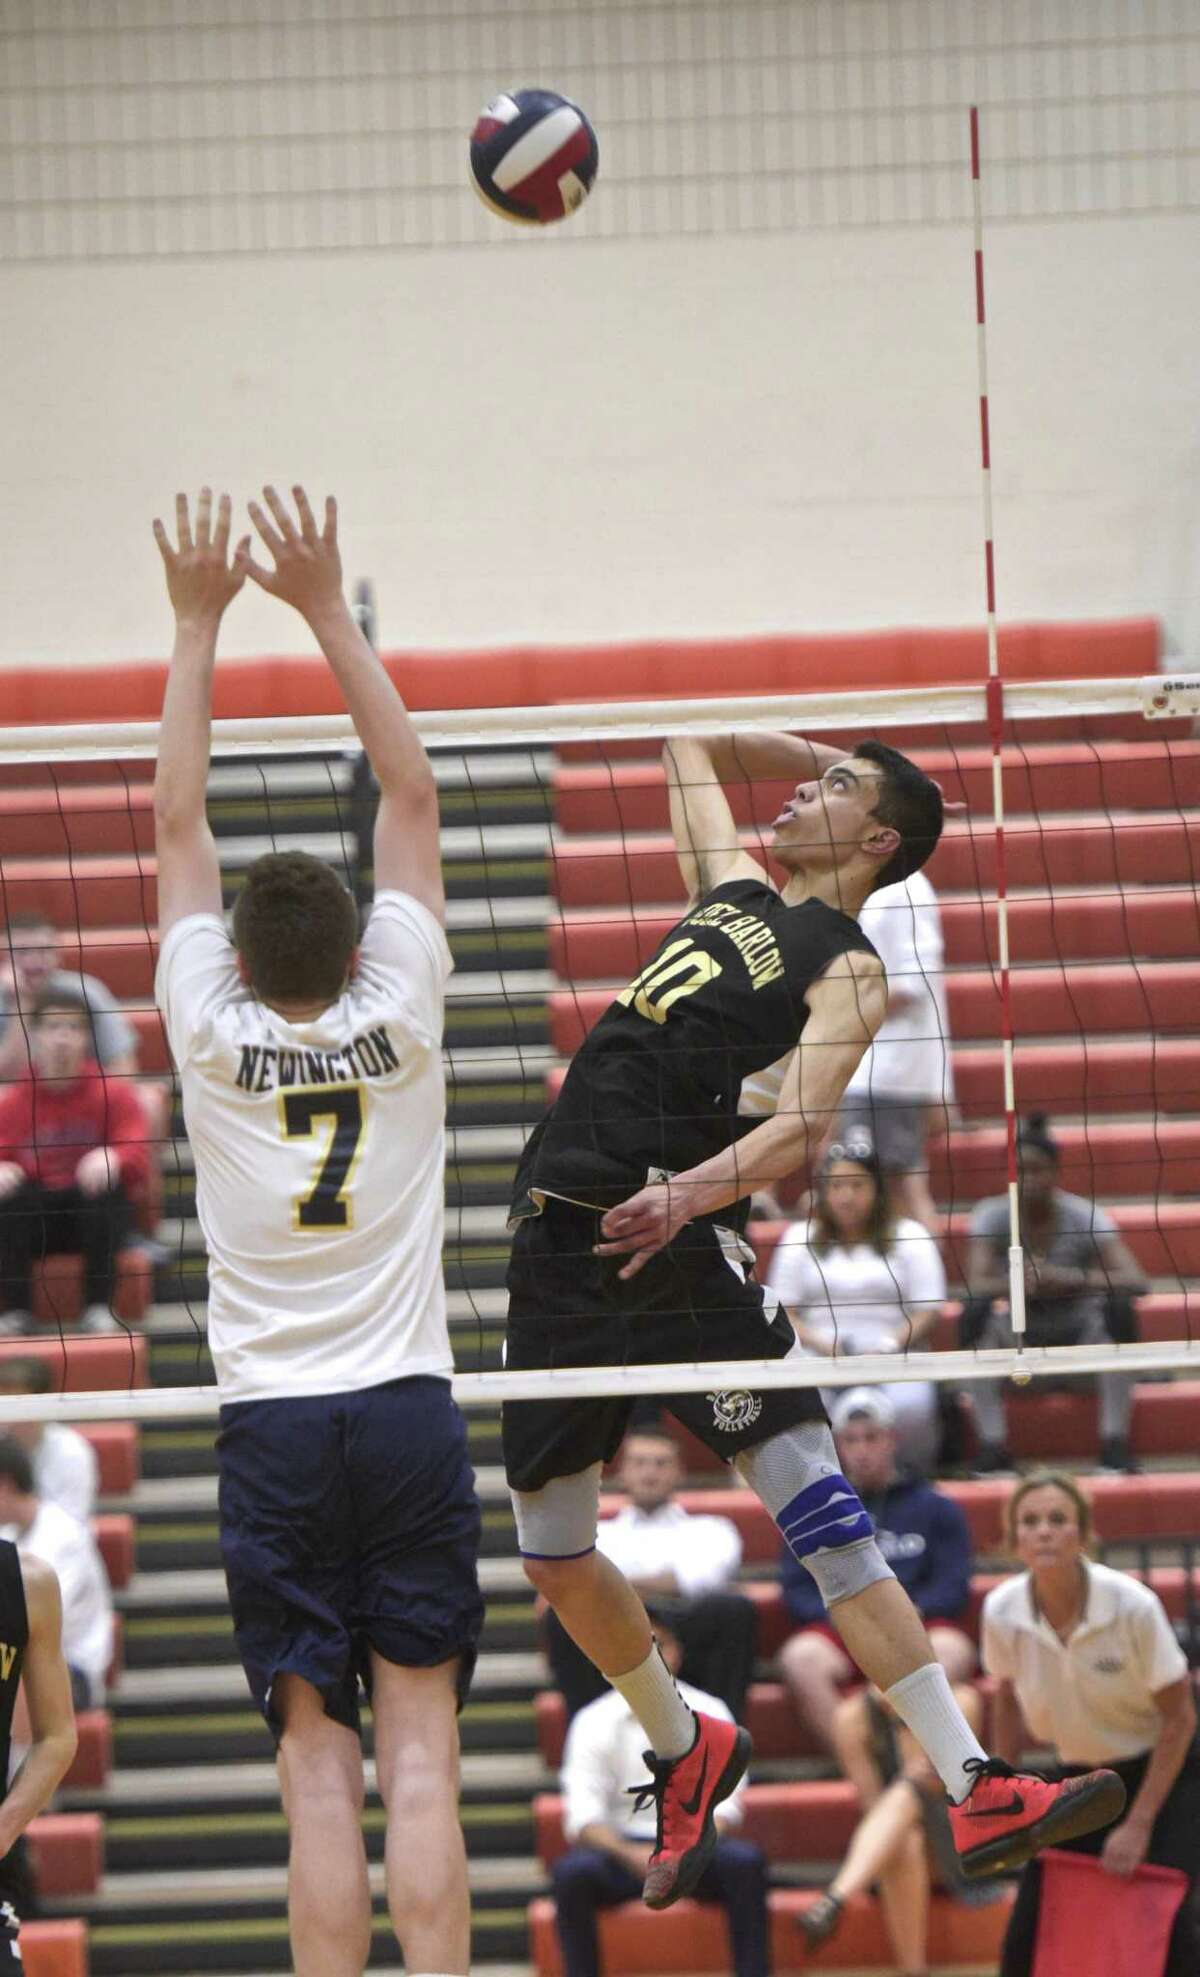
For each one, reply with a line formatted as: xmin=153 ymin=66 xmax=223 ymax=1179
xmin=217 ymin=1375 xmax=484 ymax=1741
xmin=502 ymin=1197 xmax=826 ymax=1494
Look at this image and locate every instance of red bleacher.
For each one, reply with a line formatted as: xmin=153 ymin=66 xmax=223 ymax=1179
xmin=26 ymin=1814 xmax=103 ymax=1897
xmin=0 ymin=1336 xmax=149 ymax=1391
xmin=62 ymin=1711 xmax=110 ymax=1791
xmin=527 ymin=1886 xmax=1013 ymax=1974
xmin=19 ymin=1920 xmax=89 ymax=1977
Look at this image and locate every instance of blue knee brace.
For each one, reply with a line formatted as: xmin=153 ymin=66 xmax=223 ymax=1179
xmin=776 ymin=1471 xmax=875 ymax=1560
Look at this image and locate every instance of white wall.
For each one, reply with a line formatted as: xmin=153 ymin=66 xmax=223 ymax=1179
xmin=1 ymin=0 xmax=1197 ymax=669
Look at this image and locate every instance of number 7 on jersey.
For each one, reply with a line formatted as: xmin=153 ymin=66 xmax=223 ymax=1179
xmin=280 ymin=1087 xmax=365 ymax=1230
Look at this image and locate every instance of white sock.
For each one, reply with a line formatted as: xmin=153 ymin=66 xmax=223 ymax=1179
xmin=607 ymin=1642 xmax=696 ymax=1760
xmin=885 ymin=1662 xmax=989 ymax=1803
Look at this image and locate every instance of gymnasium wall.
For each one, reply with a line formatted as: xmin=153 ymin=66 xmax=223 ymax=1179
xmin=1 ymin=0 xmax=1198 ymax=670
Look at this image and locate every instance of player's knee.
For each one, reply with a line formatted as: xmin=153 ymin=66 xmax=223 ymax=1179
xmin=511 ymin=1463 xmax=603 ymax=1580
xmin=521 ymin=1548 xmax=594 ymax=1604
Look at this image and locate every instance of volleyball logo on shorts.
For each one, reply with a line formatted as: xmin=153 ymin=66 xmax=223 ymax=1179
xmin=707 ymin=1389 xmax=763 ymax=1434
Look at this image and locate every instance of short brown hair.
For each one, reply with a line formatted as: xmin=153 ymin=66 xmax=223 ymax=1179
xmin=32 ymin=983 xmax=90 ymax=1025
xmin=232 ymin=852 xmax=358 ymax=1005
xmin=1004 ymin=1469 xmax=1094 ymax=1555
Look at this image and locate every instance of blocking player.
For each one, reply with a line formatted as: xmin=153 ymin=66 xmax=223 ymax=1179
xmin=503 ymin=730 xmax=1125 ymax=1908
xmin=0 ymin=1541 xmax=79 ymax=1968
xmin=152 ymin=487 xmax=483 ymax=1977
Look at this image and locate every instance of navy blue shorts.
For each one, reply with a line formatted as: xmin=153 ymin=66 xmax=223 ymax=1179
xmin=217 ymin=1375 xmax=484 ymax=1742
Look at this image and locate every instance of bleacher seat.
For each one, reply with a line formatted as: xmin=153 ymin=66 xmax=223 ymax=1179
xmin=93 ymin=1513 xmax=134 ymax=1591
xmin=527 ymin=1885 xmax=1014 ymax=1974
xmin=26 ymin=1813 xmax=103 ymax=1897
xmin=0 ymin=1335 xmax=149 ymax=1391
xmin=19 ymin=1920 xmax=88 ymax=1977
xmin=62 ymin=1710 xmax=110 ymax=1791
xmin=78 ymin=1423 xmax=140 ymax=1496
xmin=31 ymin=1251 xmax=152 ymax=1331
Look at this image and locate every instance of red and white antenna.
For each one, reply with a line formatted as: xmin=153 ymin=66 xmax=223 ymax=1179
xmin=969 ymin=104 xmax=1027 ymax=1365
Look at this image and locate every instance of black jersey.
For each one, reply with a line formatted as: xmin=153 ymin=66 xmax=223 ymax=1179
xmin=514 ymin=877 xmax=878 ymax=1223
xmin=0 ymin=1541 xmax=27 ymax=1800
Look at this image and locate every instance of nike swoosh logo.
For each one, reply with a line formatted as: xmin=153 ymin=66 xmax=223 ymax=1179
xmin=962 ymin=1792 xmax=1024 ymax=1817
xmin=678 ymin=1749 xmax=710 ymax=1818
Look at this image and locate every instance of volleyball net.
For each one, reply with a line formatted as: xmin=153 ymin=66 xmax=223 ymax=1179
xmin=0 ymin=666 xmax=1197 ymax=1427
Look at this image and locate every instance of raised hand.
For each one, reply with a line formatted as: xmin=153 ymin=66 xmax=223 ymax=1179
xmin=153 ymin=490 xmax=246 ymax=628
xmin=238 ymin=485 xmax=343 ymax=624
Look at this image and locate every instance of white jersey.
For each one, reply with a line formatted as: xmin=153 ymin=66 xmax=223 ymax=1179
xmin=156 ymin=891 xmax=454 ymax=1404
xmin=844 ymin=871 xmax=955 ymax=1106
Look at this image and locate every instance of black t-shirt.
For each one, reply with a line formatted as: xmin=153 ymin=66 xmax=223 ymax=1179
xmin=0 ymin=1541 xmax=27 ymax=1805
xmin=514 ymin=877 xmax=878 ymax=1221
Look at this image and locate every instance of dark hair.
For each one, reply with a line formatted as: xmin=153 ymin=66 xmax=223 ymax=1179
xmin=4 ymin=913 xmax=55 ymax=937
xmin=32 ymin=983 xmax=90 ymax=1025
xmin=854 ymin=741 xmax=944 ymax=891
xmin=0 ymin=1437 xmax=35 ymax=1495
xmin=0 ymin=1358 xmax=53 ymax=1397
xmin=232 ymin=852 xmax=359 ymax=1006
xmin=811 ymin=1139 xmax=895 ymax=1256
xmin=1017 ymin=1112 xmax=1059 ymax=1165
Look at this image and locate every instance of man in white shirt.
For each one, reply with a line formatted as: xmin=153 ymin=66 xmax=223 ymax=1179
xmin=544 ymin=1426 xmax=757 ymax=1723
xmin=151 ymin=486 xmax=483 ymax=1977
xmin=835 ymin=870 xmax=954 ymax=1234
xmin=0 ymin=1437 xmax=111 ymax=1709
xmin=0 ymin=1361 xmax=97 ymax=1523
xmin=552 ymin=1605 xmax=768 ymax=1977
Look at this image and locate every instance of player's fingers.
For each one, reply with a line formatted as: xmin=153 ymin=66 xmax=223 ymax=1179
xmin=248 ymin=498 xmax=286 ymax=560
xmin=617 ymin=1246 xmax=657 ymax=1281
xmin=323 ymin=494 xmax=338 ymax=545
xmin=152 ymin=518 xmax=176 ymax=566
xmin=291 ymin=485 xmax=319 ymax=541
xmin=262 ymin=484 xmax=299 ymax=541
xmin=212 ymin=491 xmax=233 ymax=556
xmin=236 ymin=544 xmax=279 ymax=592
xmin=175 ymin=492 xmax=193 ymax=550
xmin=195 ymin=485 xmax=213 ymax=548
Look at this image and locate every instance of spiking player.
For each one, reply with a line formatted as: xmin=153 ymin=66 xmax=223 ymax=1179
xmin=152 ymin=488 xmax=483 ymax=1977
xmin=0 ymin=1531 xmax=78 ymax=1970
xmin=502 ymin=729 xmax=1126 ymax=1907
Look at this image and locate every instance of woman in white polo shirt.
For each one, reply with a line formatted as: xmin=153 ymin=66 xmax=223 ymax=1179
xmin=982 ymin=1471 xmax=1200 ymax=1976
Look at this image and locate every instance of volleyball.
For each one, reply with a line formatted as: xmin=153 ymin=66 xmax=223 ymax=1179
xmin=469 ymin=88 xmax=599 ymax=225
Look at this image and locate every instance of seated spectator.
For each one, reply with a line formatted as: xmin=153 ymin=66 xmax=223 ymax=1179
xmin=544 ymin=1426 xmax=757 ymax=1723
xmin=0 ymin=1436 xmax=112 ymax=1708
xmin=0 ymin=1358 xmax=98 ymax=1521
xmin=779 ymin=1390 xmax=975 ymax=1757
xmin=0 ymin=986 xmax=151 ymax=1335
xmin=552 ymin=1601 xmax=768 ymax=1977
xmin=796 ymin=1670 xmax=996 ymax=1971
xmin=0 ymin=912 xmax=138 ymax=1082
xmin=963 ymin=1113 xmax=1147 ymax=1475
xmin=767 ymin=1140 xmax=945 ymax=1474
xmin=834 ymin=868 xmax=955 ymax=1237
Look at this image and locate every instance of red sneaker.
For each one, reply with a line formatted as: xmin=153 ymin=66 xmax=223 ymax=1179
xmin=630 ymin=1712 xmax=752 ymax=1910
xmin=949 ymin=1756 xmax=1127 ymax=1880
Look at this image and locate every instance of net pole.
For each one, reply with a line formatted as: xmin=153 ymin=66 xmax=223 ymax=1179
xmin=970 ymin=104 xmax=1027 ymax=1366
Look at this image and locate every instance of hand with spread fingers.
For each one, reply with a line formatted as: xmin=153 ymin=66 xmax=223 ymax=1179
xmin=238 ymin=485 xmax=343 ymax=627
xmin=594 ymin=1182 xmax=692 ymax=1280
xmin=153 ymin=489 xmax=247 ymax=629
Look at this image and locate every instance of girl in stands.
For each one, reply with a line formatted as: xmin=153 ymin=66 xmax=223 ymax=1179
xmin=767 ymin=1140 xmax=945 ymax=1473
xmin=984 ymin=1472 xmax=1200 ymax=1975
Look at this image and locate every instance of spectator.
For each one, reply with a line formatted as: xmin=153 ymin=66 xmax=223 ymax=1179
xmin=834 ymin=870 xmax=955 ymax=1236
xmin=552 ymin=1602 xmax=768 ymax=1977
xmin=544 ymin=1426 xmax=757 ymax=1722
xmin=0 ymin=1436 xmax=112 ymax=1709
xmin=767 ymin=1141 xmax=945 ymax=1473
xmin=0 ymin=986 xmax=151 ymax=1335
xmin=983 ymin=1471 xmax=1200 ymax=1977
xmin=779 ymin=1390 xmax=975 ymax=1756
xmin=0 ymin=1358 xmax=98 ymax=1521
xmin=964 ymin=1114 xmax=1147 ymax=1475
xmin=0 ymin=913 xmax=137 ymax=1083
xmin=796 ymin=1662 xmax=994 ymax=1971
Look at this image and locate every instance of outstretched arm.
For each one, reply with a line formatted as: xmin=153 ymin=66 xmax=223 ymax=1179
xmin=153 ymin=490 xmax=246 ymax=936
xmin=239 ymin=487 xmax=443 ymax=923
xmin=596 ymin=948 xmax=887 ymax=1276
xmin=664 ymin=731 xmax=852 ymax=902
xmin=0 ymin=1557 xmax=78 ymax=1858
